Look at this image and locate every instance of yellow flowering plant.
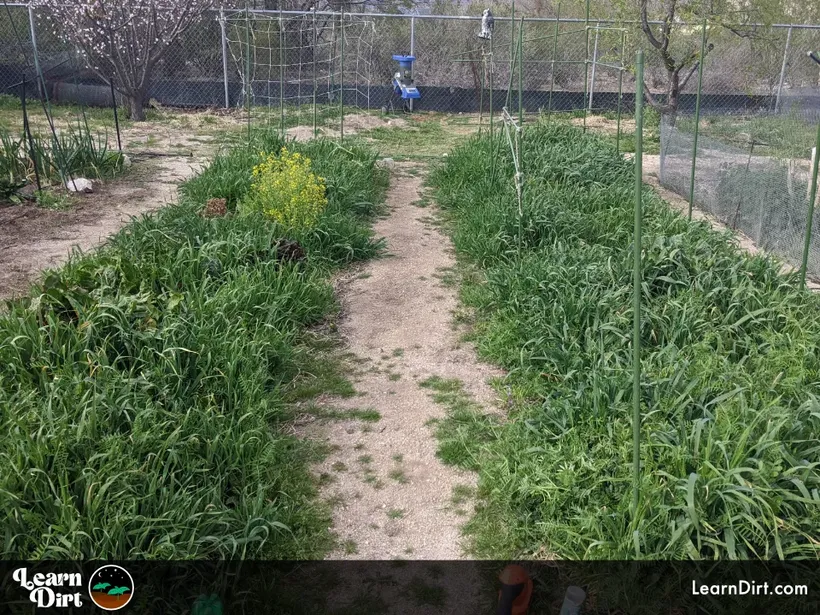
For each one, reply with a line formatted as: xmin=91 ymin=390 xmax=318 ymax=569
xmin=240 ymin=147 xmax=328 ymax=230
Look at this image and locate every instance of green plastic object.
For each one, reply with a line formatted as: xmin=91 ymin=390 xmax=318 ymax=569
xmin=192 ymin=594 xmax=223 ymax=615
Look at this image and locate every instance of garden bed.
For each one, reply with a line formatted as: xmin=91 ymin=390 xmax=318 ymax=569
xmin=0 ymin=131 xmax=387 ymax=559
xmin=431 ymin=122 xmax=820 ymax=560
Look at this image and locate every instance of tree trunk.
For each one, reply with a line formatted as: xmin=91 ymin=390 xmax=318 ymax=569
xmin=128 ymin=91 xmax=147 ymax=121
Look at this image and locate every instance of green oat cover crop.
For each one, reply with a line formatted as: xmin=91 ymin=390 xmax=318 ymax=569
xmin=0 ymin=133 xmax=387 ymax=559
xmin=431 ymin=122 xmax=820 ymax=560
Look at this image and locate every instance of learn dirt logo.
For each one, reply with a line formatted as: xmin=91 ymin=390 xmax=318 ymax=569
xmin=88 ymin=565 xmax=134 ymax=611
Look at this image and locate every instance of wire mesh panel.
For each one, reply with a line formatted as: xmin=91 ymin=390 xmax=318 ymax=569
xmin=224 ymin=9 xmax=376 ymax=134
xmin=659 ymin=24 xmax=820 ymax=278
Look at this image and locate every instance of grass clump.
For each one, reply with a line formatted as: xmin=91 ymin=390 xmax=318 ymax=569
xmin=430 ymin=121 xmax=820 ymax=560
xmin=0 ymin=131 xmax=387 ymax=559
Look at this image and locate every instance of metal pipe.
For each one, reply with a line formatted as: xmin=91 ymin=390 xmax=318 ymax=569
xmin=775 ymin=27 xmax=792 ymax=113
xmin=687 ymin=19 xmax=707 ymax=219
xmin=409 ymin=15 xmax=415 ymax=112
xmin=582 ymin=0 xmax=590 ymax=132
xmin=220 ymin=9 xmax=230 ymax=108
xmin=340 ymin=6 xmax=344 ymax=141
xmin=588 ymin=22 xmax=600 ymax=111
xmin=279 ymin=7 xmax=284 ymax=136
xmin=632 ymin=49 xmax=645 ymax=518
xmin=518 ymin=17 xmax=524 ymax=128
xmin=800 ymin=119 xmax=820 ymax=286
xmin=616 ymin=30 xmax=625 ymax=155
xmin=313 ymin=6 xmax=318 ymax=137
xmin=489 ymin=33 xmax=494 ymax=138
xmin=547 ymin=4 xmax=560 ymax=118
xmin=244 ymin=4 xmax=251 ymax=143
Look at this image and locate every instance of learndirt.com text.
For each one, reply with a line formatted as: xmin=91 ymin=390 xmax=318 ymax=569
xmin=692 ymin=580 xmax=809 ymax=597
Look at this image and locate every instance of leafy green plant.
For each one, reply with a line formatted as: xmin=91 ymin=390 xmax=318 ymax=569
xmin=431 ymin=122 xmax=820 ymax=560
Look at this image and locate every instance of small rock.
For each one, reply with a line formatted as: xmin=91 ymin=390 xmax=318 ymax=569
xmin=66 ymin=178 xmax=93 ymax=193
xmin=379 ymin=157 xmax=395 ymax=169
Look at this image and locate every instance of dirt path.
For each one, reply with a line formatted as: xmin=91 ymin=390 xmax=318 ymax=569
xmin=0 ymin=155 xmax=202 ymax=301
xmin=307 ymin=163 xmax=500 ymax=565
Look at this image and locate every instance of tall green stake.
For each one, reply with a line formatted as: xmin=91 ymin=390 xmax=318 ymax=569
xmin=632 ymin=49 xmax=645 ymax=517
xmin=245 ymin=4 xmax=251 ymax=145
xmin=687 ymin=19 xmax=707 ymax=219
xmin=548 ymin=5 xmax=560 ymax=118
xmin=582 ymin=0 xmax=590 ymax=132
xmin=800 ymin=120 xmax=820 ymax=286
xmin=339 ymin=6 xmax=345 ymax=141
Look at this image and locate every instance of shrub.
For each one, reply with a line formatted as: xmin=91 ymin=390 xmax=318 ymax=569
xmin=240 ymin=147 xmax=328 ymax=231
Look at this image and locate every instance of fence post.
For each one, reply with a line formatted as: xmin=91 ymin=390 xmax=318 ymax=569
xmin=588 ymin=22 xmax=599 ymax=111
xmin=244 ymin=4 xmax=251 ymax=143
xmin=409 ymin=15 xmax=415 ymax=112
xmin=687 ymin=18 xmax=707 ymax=219
xmin=582 ymin=0 xmax=590 ymax=131
xmin=220 ymin=9 xmax=230 ymax=109
xmin=775 ymin=27 xmax=792 ymax=114
xmin=279 ymin=7 xmax=284 ymax=136
xmin=339 ymin=5 xmax=344 ymax=141
xmin=800 ymin=121 xmax=820 ymax=286
xmin=616 ymin=30 xmax=625 ymax=155
xmin=548 ymin=6 xmax=560 ymax=117
xmin=313 ymin=6 xmax=318 ymax=137
xmin=632 ymin=49 xmax=644 ymax=518
xmin=518 ymin=17 xmax=523 ymax=128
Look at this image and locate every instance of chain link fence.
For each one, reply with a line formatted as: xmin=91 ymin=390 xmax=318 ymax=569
xmin=1 ymin=5 xmax=819 ymax=276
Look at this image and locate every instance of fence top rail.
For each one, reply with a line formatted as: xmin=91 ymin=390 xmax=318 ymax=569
xmin=220 ymin=9 xmax=820 ymax=29
xmin=5 ymin=3 xmax=820 ymax=29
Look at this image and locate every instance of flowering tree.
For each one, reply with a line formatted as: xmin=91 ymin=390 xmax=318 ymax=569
xmin=33 ymin=0 xmax=215 ymax=120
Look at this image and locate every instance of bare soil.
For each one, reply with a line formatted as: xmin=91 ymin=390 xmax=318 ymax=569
xmin=0 ymin=155 xmax=203 ymax=301
xmin=0 ymin=117 xmax=217 ymax=301
xmin=305 ymin=164 xmax=501 ymax=563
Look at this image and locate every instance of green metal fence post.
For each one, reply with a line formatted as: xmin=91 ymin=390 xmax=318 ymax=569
xmin=687 ymin=19 xmax=707 ymax=219
xmin=548 ymin=6 xmax=559 ymax=118
xmin=339 ymin=6 xmax=344 ymax=141
xmin=800 ymin=120 xmax=820 ymax=286
xmin=632 ymin=49 xmax=645 ymax=517
xmin=582 ymin=0 xmax=590 ymax=132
